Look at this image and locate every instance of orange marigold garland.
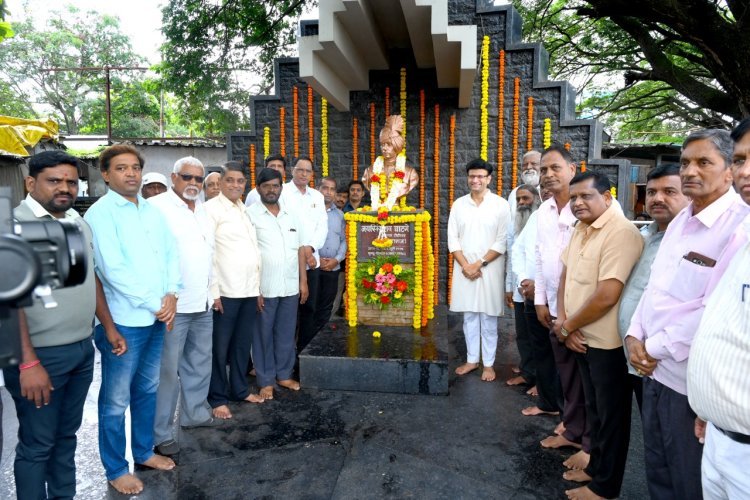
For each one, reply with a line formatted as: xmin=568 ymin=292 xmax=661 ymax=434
xmin=419 ymin=89 xmax=426 ymax=209
xmin=249 ymin=143 xmax=256 ymax=189
xmin=497 ymin=50 xmax=505 ymax=195
xmin=432 ymin=104 xmax=440 ymax=305
xmin=279 ymin=107 xmax=286 ymax=158
xmin=580 ymin=160 xmax=587 ymax=172
xmin=564 ymin=142 xmax=571 ymax=151
xmin=385 ymin=87 xmax=391 ymax=118
xmin=512 ymin=77 xmax=520 ymax=189
xmin=293 ymin=86 xmax=299 ymax=158
xmin=369 ymin=103 xmax=376 ymax=166
xmin=526 ymin=97 xmax=534 ymax=151
xmin=400 ymin=68 xmax=407 ymax=154
xmin=352 ymin=117 xmax=359 ymax=179
xmin=447 ymin=114 xmax=456 ymax=305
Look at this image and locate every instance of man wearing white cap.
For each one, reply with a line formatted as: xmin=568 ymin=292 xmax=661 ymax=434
xmin=141 ymin=172 xmax=168 ymax=199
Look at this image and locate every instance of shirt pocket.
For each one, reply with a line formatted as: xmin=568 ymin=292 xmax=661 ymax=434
xmin=666 ymin=257 xmax=712 ymax=302
xmin=571 ymin=255 xmax=597 ymax=285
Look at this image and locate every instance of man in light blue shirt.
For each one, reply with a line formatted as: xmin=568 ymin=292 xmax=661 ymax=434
xmin=84 ymin=144 xmax=181 ymax=496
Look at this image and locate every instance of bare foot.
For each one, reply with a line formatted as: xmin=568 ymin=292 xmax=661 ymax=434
xmin=244 ymin=393 xmax=264 ymax=404
xmin=109 ymin=474 xmax=144 ymax=495
xmin=212 ymin=405 xmax=233 ymax=419
xmin=554 ymin=421 xmax=566 ymax=436
xmin=565 ymin=485 xmax=603 ymax=499
xmin=481 ymin=367 xmax=496 ymax=382
xmin=563 ymin=469 xmax=592 ymax=483
xmin=506 ymin=375 xmax=528 ymax=386
xmin=277 ymin=379 xmax=300 ymax=391
xmin=139 ymin=454 xmax=175 ymax=471
xmin=526 ymin=385 xmax=538 ymax=396
xmin=455 ymin=362 xmax=479 ymax=376
xmin=540 ymin=434 xmax=582 ymax=449
xmin=563 ymin=450 xmax=590 ymax=470
xmin=522 ymin=406 xmax=560 ymax=416
xmin=260 ymin=386 xmax=274 ymax=399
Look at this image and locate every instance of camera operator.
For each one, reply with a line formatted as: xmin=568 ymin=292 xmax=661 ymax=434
xmin=3 ymin=151 xmax=98 ymax=499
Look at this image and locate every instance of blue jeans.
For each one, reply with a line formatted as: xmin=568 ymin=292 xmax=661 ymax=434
xmin=4 ymin=338 xmax=94 ymax=500
xmin=94 ymin=322 xmax=164 ymax=481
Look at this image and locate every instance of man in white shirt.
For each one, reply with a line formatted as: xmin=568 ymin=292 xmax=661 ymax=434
xmin=507 ymin=150 xmax=541 ymax=216
xmin=204 ymin=162 xmax=265 ymax=420
xmin=244 ymin=155 xmax=286 ymax=207
xmin=247 ymin=168 xmax=309 ymax=400
xmin=149 ymin=157 xmax=218 ymax=457
xmin=278 ymin=157 xmax=327 ymax=353
xmin=448 ymin=158 xmax=511 ymax=382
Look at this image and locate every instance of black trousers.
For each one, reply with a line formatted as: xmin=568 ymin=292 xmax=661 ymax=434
xmin=297 ymin=268 xmax=320 ymax=352
xmin=641 ymin=377 xmax=704 ymax=500
xmin=525 ymin=302 xmax=562 ymax=413
xmin=208 ymin=296 xmax=257 ymax=407
xmin=313 ymin=269 xmax=340 ymax=334
xmin=630 ymin=373 xmax=643 ymax=414
xmin=576 ymin=346 xmax=631 ymax=499
xmin=549 ymin=328 xmax=589 ymax=451
xmin=513 ymin=301 xmax=536 ymax=384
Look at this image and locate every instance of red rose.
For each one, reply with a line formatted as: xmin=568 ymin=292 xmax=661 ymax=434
xmin=362 ymin=279 xmax=372 ymax=289
xmin=377 ymin=211 xmax=388 ymax=220
xmin=396 ymin=281 xmax=408 ymax=292
xmin=382 ymin=263 xmax=394 ymax=273
xmin=380 ymin=296 xmax=391 ymax=304
xmin=371 ymin=174 xmax=380 ymax=183
xmin=394 ymin=171 xmax=405 ymax=179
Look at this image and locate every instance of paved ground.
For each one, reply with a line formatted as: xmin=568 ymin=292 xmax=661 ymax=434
xmin=1 ymin=311 xmax=647 ymax=499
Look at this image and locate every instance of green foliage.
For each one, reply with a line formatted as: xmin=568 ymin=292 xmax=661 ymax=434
xmin=159 ymin=0 xmax=312 ymax=134
xmin=0 ymin=0 xmax=14 ymax=42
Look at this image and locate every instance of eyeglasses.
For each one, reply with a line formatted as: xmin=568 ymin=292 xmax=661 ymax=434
xmin=178 ymin=173 xmax=205 ymax=183
xmin=468 ymin=174 xmax=489 ymax=180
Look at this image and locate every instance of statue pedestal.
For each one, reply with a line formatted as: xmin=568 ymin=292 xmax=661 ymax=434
xmin=343 ymin=209 xmax=435 ymax=329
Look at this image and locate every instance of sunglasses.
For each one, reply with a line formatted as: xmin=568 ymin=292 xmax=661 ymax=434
xmin=178 ymin=173 xmax=205 ymax=183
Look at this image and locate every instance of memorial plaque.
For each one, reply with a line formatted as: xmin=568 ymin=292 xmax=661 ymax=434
xmin=357 ymin=222 xmax=414 ymax=262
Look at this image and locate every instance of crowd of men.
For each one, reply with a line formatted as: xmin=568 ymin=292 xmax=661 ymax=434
xmin=448 ymin=125 xmax=750 ymax=499
xmin=2 ymin=119 xmax=750 ymax=499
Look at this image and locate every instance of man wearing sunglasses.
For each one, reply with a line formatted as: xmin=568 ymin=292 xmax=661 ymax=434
xmin=148 ymin=157 xmax=218 ymax=457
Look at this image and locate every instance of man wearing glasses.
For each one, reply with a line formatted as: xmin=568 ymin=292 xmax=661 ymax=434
xmin=149 ymin=157 xmax=218 ymax=457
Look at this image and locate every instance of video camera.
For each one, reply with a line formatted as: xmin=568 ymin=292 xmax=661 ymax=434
xmin=0 ymin=186 xmax=88 ymax=369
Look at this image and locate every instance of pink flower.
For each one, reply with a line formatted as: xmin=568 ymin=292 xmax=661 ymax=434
xmin=385 ymin=273 xmax=396 ymax=284
xmin=375 ymin=283 xmax=388 ymax=294
xmin=375 ymin=274 xmax=386 ymax=283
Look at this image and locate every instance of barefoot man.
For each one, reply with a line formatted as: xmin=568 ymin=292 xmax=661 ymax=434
xmin=84 ymin=145 xmax=181 ymax=494
xmin=448 ymin=158 xmax=511 ymax=382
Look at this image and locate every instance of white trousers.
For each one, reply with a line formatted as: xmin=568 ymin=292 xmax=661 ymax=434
xmin=702 ymin=422 xmax=750 ymax=500
xmin=462 ymin=312 xmax=498 ymax=367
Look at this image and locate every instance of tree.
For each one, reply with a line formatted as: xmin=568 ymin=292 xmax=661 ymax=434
xmin=0 ymin=6 xmax=144 ymax=134
xmin=159 ymin=0 xmax=311 ymax=134
xmin=0 ymin=0 xmax=13 ymax=42
xmin=514 ymin=0 xmax=748 ymax=141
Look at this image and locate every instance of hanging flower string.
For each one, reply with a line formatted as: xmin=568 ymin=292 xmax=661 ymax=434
xmin=385 ymin=87 xmax=391 ymax=119
xmin=263 ymin=126 xmax=271 ymax=160
xmin=433 ymin=103 xmax=440 ymax=305
xmin=400 ymin=68 xmax=407 ymax=154
xmin=447 ymin=114 xmax=456 ymax=305
xmin=352 ymin=118 xmax=359 ymax=179
xmin=307 ymin=87 xmax=314 ymax=188
xmin=580 ymin=160 xmax=587 ymax=172
xmin=497 ymin=49 xmax=505 ymax=195
xmin=279 ymin=107 xmax=286 ymax=158
xmin=480 ymin=35 xmax=490 ymax=161
xmin=543 ymin=118 xmax=551 ymax=149
xmin=512 ymin=77 xmax=520 ymax=189
xmin=293 ymin=86 xmax=299 ymax=158
xmin=526 ymin=96 xmax=534 ymax=151
xmin=321 ymin=97 xmax=329 ymax=177
xmin=249 ymin=143 xmax=256 ymax=189
xmin=419 ymin=89 xmax=426 ymax=209
xmin=564 ymin=142 xmax=571 ymax=151
xmin=369 ymin=103 xmax=376 ymax=166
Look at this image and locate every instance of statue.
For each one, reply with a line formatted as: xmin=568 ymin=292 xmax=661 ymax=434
xmin=362 ymin=115 xmax=419 ymax=210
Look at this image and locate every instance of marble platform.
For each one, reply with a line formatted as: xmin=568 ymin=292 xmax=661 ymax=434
xmin=299 ymin=307 xmax=449 ymax=395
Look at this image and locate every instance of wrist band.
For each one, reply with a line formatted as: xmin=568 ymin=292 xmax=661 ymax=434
xmin=20 ymin=359 xmax=41 ymax=371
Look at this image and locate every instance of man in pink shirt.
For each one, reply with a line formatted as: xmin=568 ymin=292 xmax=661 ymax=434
xmin=533 ymin=144 xmax=590 ymax=471
xmin=626 ymin=129 xmax=750 ymax=500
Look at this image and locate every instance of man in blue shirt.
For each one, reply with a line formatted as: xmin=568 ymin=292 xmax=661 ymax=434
xmin=84 ymin=144 xmax=181 ymax=496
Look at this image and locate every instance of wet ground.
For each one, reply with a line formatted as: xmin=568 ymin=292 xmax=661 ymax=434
xmin=1 ymin=310 xmax=647 ymax=499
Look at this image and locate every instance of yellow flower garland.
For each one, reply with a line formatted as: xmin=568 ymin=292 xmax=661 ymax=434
xmin=400 ymin=67 xmax=407 ymax=154
xmin=321 ymin=97 xmax=329 ymax=177
xmin=543 ymin=118 xmax=552 ymax=149
xmin=480 ymin=35 xmax=490 ymax=161
xmin=263 ymin=126 xmax=270 ymax=160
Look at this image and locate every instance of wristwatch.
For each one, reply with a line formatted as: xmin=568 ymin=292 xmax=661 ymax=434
xmin=169 ymin=292 xmax=179 ymax=300
xmin=480 ymin=258 xmax=489 ymax=267
xmin=560 ymin=324 xmax=570 ymax=338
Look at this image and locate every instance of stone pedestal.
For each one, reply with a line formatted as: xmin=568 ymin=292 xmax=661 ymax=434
xmin=299 ymin=306 xmax=449 ymax=395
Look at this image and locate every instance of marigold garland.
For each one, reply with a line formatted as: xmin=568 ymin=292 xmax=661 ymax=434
xmin=497 ymin=50 xmax=505 ymax=195
xmin=400 ymin=67 xmax=407 ymax=154
xmin=432 ymin=104 xmax=440 ymax=305
xmin=543 ymin=118 xmax=551 ymax=149
xmin=307 ymin=87 xmax=314 ymax=187
xmin=321 ymin=97 xmax=329 ymax=177
xmin=512 ymin=77 xmax=520 ymax=189
xmin=263 ymin=126 xmax=271 ymax=160
xmin=346 ymin=221 xmax=358 ymax=326
xmin=369 ymin=103 xmax=376 ymax=166
xmin=419 ymin=89 xmax=426 ymax=209
xmin=480 ymin=35 xmax=490 ymax=161
xmin=526 ymin=97 xmax=534 ymax=151
xmin=448 ymin=114 xmax=456 ymax=305
xmin=249 ymin=143 xmax=256 ymax=189
xmin=385 ymin=87 xmax=391 ymax=119
xmin=564 ymin=142 xmax=571 ymax=151
xmin=610 ymin=186 xmax=617 ymax=199
xmin=279 ymin=107 xmax=286 ymax=158
xmin=580 ymin=160 xmax=587 ymax=172
xmin=352 ymin=118 xmax=359 ymax=179
xmin=293 ymin=87 xmax=300 ymax=159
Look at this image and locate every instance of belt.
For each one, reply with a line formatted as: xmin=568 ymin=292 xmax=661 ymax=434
xmin=715 ymin=425 xmax=750 ymax=445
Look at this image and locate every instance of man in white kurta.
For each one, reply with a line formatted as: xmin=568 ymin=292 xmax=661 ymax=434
xmin=448 ymin=158 xmax=511 ymax=382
